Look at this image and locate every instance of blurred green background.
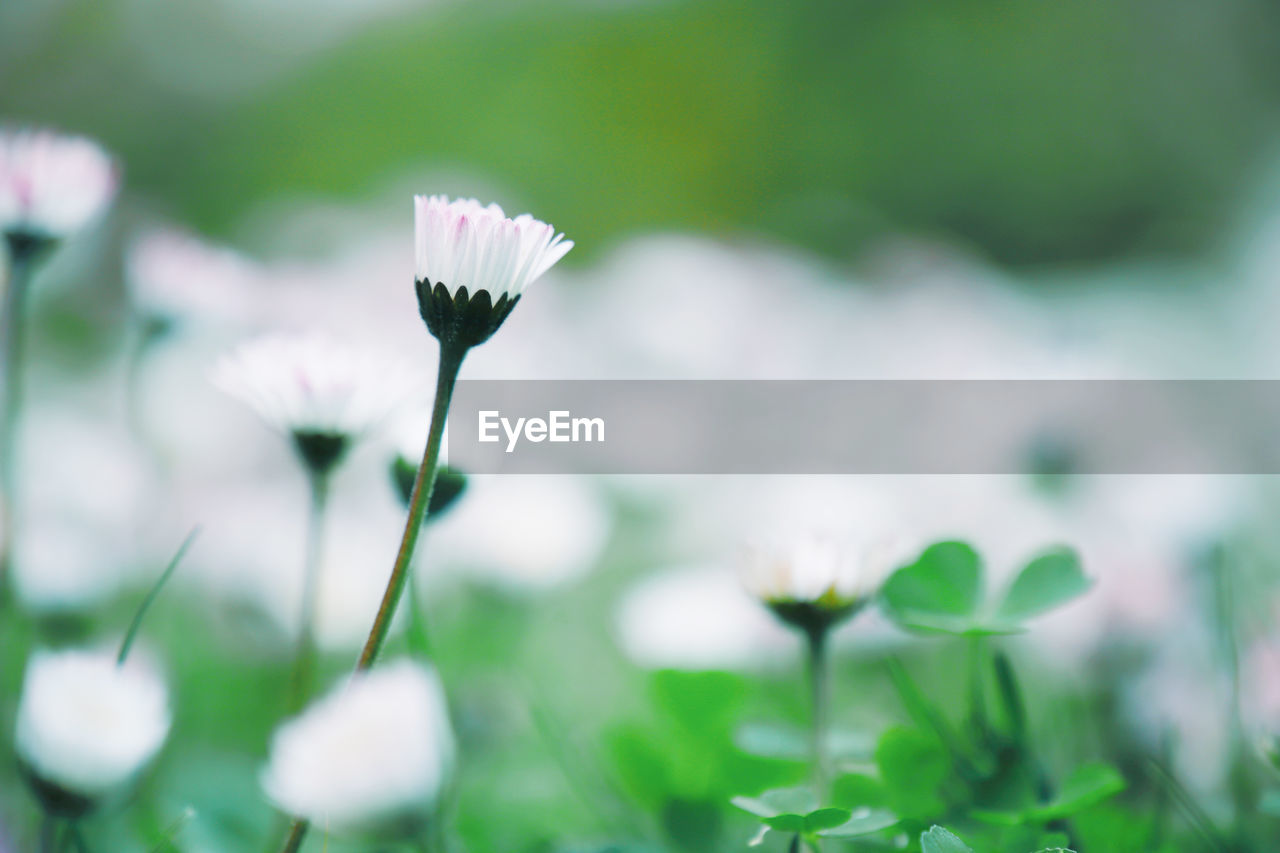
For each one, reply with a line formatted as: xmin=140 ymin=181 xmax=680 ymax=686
xmin=4 ymin=0 xmax=1280 ymax=267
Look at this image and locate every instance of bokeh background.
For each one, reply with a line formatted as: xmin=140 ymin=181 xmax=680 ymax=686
xmin=5 ymin=1 xmax=1280 ymax=851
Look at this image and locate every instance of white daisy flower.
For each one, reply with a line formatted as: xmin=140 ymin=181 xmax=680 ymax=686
xmin=261 ymin=660 xmax=454 ymax=836
xmin=413 ymin=195 xmax=572 ymax=300
xmin=0 ymin=128 xmax=118 ymax=241
xmin=15 ymin=649 xmax=171 ymax=810
xmin=740 ymin=533 xmax=913 ymax=632
xmin=413 ymin=195 xmax=572 ymax=350
xmin=126 ymin=227 xmax=258 ymax=324
xmin=211 ymin=332 xmax=417 ymax=474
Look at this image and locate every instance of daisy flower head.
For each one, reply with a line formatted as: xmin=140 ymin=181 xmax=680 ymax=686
xmin=126 ymin=227 xmax=257 ymax=326
xmin=0 ymin=127 xmax=118 ymax=255
xmin=261 ymin=659 xmax=454 ymax=838
xmin=212 ymin=332 xmax=417 ymax=476
xmin=15 ymin=648 xmax=171 ymax=815
xmin=741 ymin=532 xmax=910 ymax=636
xmin=413 ymin=195 xmax=572 ymax=351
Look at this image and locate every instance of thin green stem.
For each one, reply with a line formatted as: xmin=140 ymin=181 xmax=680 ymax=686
xmin=148 ymin=807 xmax=196 ymax=852
xmin=1146 ymin=757 xmax=1231 ymax=853
xmin=885 ymin=657 xmax=963 ymax=757
xmin=119 ymin=526 xmax=200 ymax=666
xmin=39 ymin=814 xmax=57 ymax=853
xmin=356 ymin=340 xmax=463 ymax=672
xmin=806 ymin=626 xmax=830 ymax=792
xmin=277 ymin=340 xmax=466 ymax=853
xmin=124 ymin=315 xmax=169 ymax=451
xmin=406 ymin=566 xmax=433 ymax=659
xmin=64 ymin=823 xmax=88 ymax=853
xmin=278 ymin=819 xmax=307 ymax=853
xmin=289 ymin=472 xmax=330 ymax=710
xmin=966 ymin=634 xmax=989 ymax=740
xmin=1 ymin=249 xmax=33 ymax=594
xmin=521 ymin=675 xmax=644 ymax=836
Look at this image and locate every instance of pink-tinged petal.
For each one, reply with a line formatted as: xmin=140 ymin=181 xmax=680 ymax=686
xmin=410 ymin=194 xmax=571 ymax=299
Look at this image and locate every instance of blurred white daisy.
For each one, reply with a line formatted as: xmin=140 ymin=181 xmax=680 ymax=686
xmin=429 ymin=476 xmax=610 ymax=591
xmin=126 ymin=227 xmax=259 ymax=324
xmin=740 ymin=532 xmax=913 ymax=633
xmin=11 ymin=515 xmax=127 ymax=614
xmin=0 ymin=128 xmax=118 ymax=240
xmin=1123 ymin=637 xmax=1232 ymax=794
xmin=211 ymin=332 xmax=417 ymax=474
xmin=9 ymin=406 xmax=147 ymax=613
xmin=261 ymin=660 xmax=454 ymax=835
xmin=15 ymin=649 xmax=171 ymax=807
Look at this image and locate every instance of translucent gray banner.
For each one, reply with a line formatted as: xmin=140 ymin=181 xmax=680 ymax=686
xmin=444 ymin=380 xmax=1280 ymax=474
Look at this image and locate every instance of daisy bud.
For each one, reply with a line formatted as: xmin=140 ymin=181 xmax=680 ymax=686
xmin=741 ymin=534 xmax=910 ymax=636
xmin=212 ymin=332 xmax=417 ymax=478
xmin=15 ymin=649 xmax=171 ymax=816
xmin=412 ymin=195 xmax=572 ymax=351
xmin=0 ymin=128 xmax=117 ymax=258
xmin=389 ymin=411 xmax=466 ymax=517
xmin=261 ymin=660 xmax=454 ymax=838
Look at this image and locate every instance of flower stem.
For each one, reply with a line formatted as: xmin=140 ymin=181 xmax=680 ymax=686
xmin=124 ymin=314 xmax=169 ymax=452
xmin=39 ymin=814 xmax=56 ymax=853
xmin=966 ymin=634 xmax=989 ymax=740
xmin=289 ymin=471 xmax=330 ymax=710
xmin=805 ymin=626 xmax=830 ymax=792
xmin=278 ymin=819 xmax=307 ymax=853
xmin=0 ymin=248 xmax=33 ymax=597
xmin=64 ymin=823 xmax=88 ymax=853
xmin=406 ymin=567 xmax=433 ymax=659
xmin=275 ymin=341 xmax=466 ymax=853
xmin=355 ymin=340 xmax=463 ymax=672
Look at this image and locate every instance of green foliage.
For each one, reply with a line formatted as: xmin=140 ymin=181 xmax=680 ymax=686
xmin=880 ymin=542 xmax=985 ymax=634
xmin=881 ymin=543 xmax=1088 ymax=636
xmin=921 ymin=826 xmax=974 ymax=853
xmin=973 ymin=763 xmax=1125 ymax=827
xmin=608 ymin=671 xmax=804 ymax=848
xmin=11 ymin=0 xmax=1278 ymax=266
xmin=731 ymin=785 xmax=896 ymax=846
xmin=823 ymin=543 xmax=1123 ymax=852
xmin=993 ymin=549 xmax=1092 ymax=626
xmin=829 ymin=773 xmax=887 ymax=810
xmin=877 ymin=727 xmax=949 ymax=820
